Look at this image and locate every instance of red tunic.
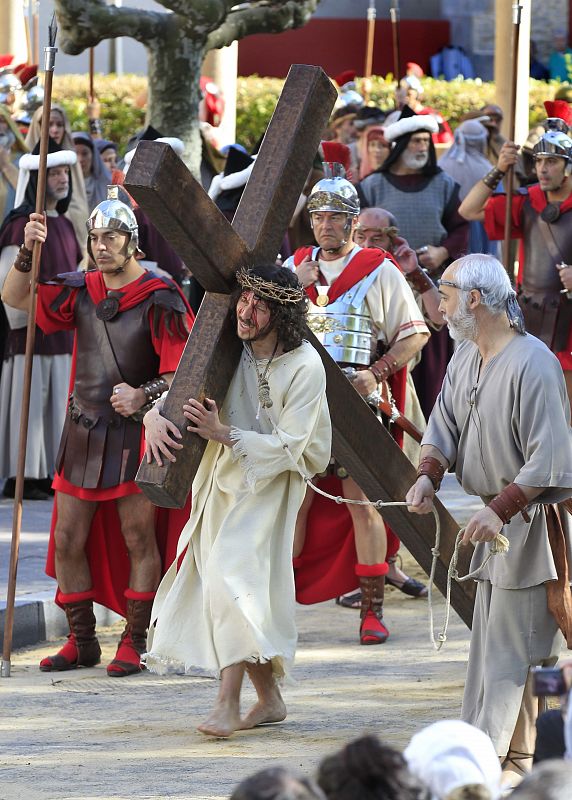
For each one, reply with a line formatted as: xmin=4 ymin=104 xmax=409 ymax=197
xmin=484 ymin=186 xmax=572 ymax=370
xmin=292 ymin=246 xmax=408 ymax=604
xmin=35 ymin=270 xmax=195 ymax=616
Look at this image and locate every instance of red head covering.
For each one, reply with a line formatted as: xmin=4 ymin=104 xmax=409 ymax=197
xmin=334 ymin=70 xmax=357 ymax=88
xmin=0 ymin=55 xmax=14 ymax=68
xmin=14 ymin=64 xmax=38 ymax=86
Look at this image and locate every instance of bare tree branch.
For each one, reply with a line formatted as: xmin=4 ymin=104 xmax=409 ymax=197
xmin=205 ymin=0 xmax=319 ymax=49
xmin=54 ymin=0 xmax=172 ymax=52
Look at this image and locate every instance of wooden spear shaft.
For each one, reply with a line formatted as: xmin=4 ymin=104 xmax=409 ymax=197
xmin=1 ymin=23 xmax=58 ymax=680
xmin=390 ymin=3 xmax=401 ymax=81
xmin=363 ymin=1 xmax=376 ymax=104
xmin=502 ymin=3 xmax=523 ymax=282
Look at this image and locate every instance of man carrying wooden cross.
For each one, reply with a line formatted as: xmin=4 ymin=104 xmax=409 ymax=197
xmin=406 ymin=253 xmax=572 ymax=782
xmin=1 ymin=188 xmax=193 ymax=677
xmin=142 ymin=264 xmax=331 ymax=738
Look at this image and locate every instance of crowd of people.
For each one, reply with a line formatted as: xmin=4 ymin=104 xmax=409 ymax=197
xmin=1 ymin=45 xmax=572 ymax=797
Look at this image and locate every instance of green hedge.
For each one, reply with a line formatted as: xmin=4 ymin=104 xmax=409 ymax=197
xmin=52 ymin=73 xmax=562 ymax=154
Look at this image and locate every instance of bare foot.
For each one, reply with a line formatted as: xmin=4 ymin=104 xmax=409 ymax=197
xmin=239 ymin=696 xmax=287 ymax=730
xmin=197 ymin=703 xmax=242 ymax=738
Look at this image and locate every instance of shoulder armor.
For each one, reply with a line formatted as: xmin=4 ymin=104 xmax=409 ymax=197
xmin=43 ymin=271 xmax=87 ymax=288
xmin=151 ymin=285 xmax=188 ymax=315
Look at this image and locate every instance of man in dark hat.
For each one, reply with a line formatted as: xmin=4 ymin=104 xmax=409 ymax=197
xmin=0 ymin=138 xmax=80 ymax=499
xmin=357 ymin=109 xmax=469 ymax=417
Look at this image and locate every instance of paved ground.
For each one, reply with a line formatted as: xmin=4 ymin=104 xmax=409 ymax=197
xmin=0 ymin=476 xmax=484 ymax=800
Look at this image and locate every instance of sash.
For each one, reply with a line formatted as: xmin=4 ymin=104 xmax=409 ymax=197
xmin=293 ymin=246 xmax=388 ymax=305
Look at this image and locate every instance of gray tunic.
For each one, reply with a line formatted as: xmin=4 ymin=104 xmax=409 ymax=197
xmin=423 ymin=334 xmax=572 ymax=589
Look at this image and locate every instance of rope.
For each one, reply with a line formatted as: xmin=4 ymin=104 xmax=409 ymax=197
xmin=260 ymin=403 xmax=509 ymax=650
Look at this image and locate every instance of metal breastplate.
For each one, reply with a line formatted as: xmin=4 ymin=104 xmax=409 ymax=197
xmin=307 ymin=268 xmax=381 ymax=366
xmin=520 ymin=200 xmax=572 ymax=293
xmin=73 ymin=288 xmax=160 ymax=417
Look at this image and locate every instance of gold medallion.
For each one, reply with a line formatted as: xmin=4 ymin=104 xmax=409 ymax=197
xmin=316 ymin=294 xmax=329 ymax=307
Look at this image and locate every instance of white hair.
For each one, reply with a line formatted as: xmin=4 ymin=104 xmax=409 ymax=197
xmin=452 ymin=254 xmax=515 ymax=316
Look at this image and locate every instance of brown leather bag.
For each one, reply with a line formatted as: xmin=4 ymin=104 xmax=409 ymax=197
xmin=544 ymin=501 xmax=572 ymax=649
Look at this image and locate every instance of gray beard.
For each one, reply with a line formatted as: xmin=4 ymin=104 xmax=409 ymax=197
xmin=401 ymin=151 xmax=429 ymax=170
xmin=445 ymin=306 xmax=478 ymax=342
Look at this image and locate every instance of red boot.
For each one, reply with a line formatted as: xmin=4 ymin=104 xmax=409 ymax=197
xmin=107 ymin=589 xmax=155 ymax=677
xmin=356 ymin=563 xmax=390 ymax=645
xmin=40 ymin=590 xmax=101 ymax=671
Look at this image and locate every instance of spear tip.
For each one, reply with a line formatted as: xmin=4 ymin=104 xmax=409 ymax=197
xmin=48 ymin=12 xmax=58 ymax=48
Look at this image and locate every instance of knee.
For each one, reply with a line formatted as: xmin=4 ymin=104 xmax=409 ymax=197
xmin=121 ymin=522 xmax=157 ymax=558
xmin=54 ymin=522 xmax=85 ymax=558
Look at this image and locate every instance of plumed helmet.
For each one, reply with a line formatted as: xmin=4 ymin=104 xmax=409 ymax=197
xmin=532 ymin=118 xmax=572 ymax=164
xmin=307 ymin=163 xmax=360 ymax=216
xmin=86 ymin=185 xmax=140 ymax=259
xmin=0 ymin=68 xmax=20 ymax=104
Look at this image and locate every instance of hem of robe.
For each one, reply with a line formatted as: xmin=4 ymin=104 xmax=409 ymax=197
xmin=46 ymin=490 xmax=191 ymax=617
xmin=143 ymin=650 xmax=293 ymax=686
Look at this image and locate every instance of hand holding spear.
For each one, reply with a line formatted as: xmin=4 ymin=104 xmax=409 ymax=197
xmin=1 ymin=14 xmax=58 ymax=679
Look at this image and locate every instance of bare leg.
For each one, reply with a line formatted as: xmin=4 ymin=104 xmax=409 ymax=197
xmin=239 ymin=661 xmax=287 ymax=729
xmin=116 ymin=493 xmax=161 ymax=592
xmin=293 ymin=486 xmax=314 ymax=558
xmin=198 ymin=663 xmax=245 ymax=737
xmin=54 ymin=493 xmax=98 ymax=593
xmin=343 ymin=477 xmax=386 ymax=564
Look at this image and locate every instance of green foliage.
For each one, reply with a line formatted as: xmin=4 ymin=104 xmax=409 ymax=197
xmin=52 ymin=72 xmax=562 ymax=154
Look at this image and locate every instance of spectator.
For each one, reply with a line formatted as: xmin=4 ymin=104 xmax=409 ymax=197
xmin=438 ymin=118 xmax=499 ymax=255
xmin=329 ymin=105 xmax=359 ymax=146
xmin=317 ymin=735 xmax=427 ymax=800
xmin=95 ymin=139 xmax=118 ymax=172
xmin=533 ymin=661 xmax=572 ymax=763
xmin=510 ymin=761 xmax=572 ymax=800
xmin=358 ymin=126 xmax=390 ymax=181
xmin=231 ymin=767 xmax=326 ymax=800
xmin=531 ymin=41 xmax=550 ymax=81
xmin=404 ymin=721 xmax=502 ymax=800
xmin=548 ymin=31 xmax=572 ymax=82
xmin=72 ymin=131 xmax=112 ymax=212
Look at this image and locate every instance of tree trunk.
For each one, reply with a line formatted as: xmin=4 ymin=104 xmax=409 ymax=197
xmin=146 ymin=31 xmax=205 ymax=178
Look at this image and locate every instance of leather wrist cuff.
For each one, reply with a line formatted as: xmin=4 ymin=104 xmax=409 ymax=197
xmin=406 ymin=266 xmax=435 ymax=294
xmin=141 ymin=376 xmax=169 ymax=404
xmin=488 ymin=483 xmax=530 ymax=524
xmin=482 ymin=167 xmax=506 ymax=190
xmin=370 ymin=354 xmax=399 ymax=383
xmin=88 ymin=118 xmax=102 ymax=136
xmin=14 ymin=244 xmax=33 ymax=273
xmin=416 ymin=456 xmax=445 ymax=491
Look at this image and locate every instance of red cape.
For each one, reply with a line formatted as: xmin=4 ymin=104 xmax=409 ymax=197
xmin=292 ymin=246 xmax=408 ymax=604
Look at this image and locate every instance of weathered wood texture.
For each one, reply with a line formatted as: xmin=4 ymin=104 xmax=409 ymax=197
xmin=126 ymin=64 xmax=475 ymax=628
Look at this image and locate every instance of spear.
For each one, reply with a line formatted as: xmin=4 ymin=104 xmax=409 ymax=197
xmin=363 ymin=0 xmax=376 ymax=104
xmin=390 ymin=1 xmax=401 ymax=82
xmin=1 ymin=14 xmax=58 ymax=680
xmin=502 ymin=3 xmax=523 ymax=282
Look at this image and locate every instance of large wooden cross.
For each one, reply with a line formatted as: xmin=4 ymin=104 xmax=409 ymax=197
xmin=125 ymin=65 xmax=475 ymax=628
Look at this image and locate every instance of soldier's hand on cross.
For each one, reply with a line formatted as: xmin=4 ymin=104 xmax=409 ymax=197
xmin=144 ymin=406 xmax=183 ymax=467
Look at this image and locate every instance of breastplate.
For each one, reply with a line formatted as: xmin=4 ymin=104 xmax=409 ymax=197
xmin=520 ymin=200 xmax=572 ymax=293
xmin=307 ymin=269 xmax=380 ymax=366
xmin=73 ymin=288 xmax=160 ymax=416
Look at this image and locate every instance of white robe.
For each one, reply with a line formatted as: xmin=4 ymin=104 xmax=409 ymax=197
xmin=145 ymin=340 xmax=331 ymax=681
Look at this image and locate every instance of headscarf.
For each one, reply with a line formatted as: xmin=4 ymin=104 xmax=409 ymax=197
xmin=72 ymin=131 xmax=112 ymax=210
xmin=404 ymin=721 xmax=502 ymax=800
xmin=438 ymin=118 xmax=493 ymax=200
xmin=25 ymin=105 xmax=89 ymax=254
xmin=358 ymin=126 xmax=389 ymax=180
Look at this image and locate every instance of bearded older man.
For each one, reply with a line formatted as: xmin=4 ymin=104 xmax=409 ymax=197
xmin=406 ymin=254 xmax=572 ymax=783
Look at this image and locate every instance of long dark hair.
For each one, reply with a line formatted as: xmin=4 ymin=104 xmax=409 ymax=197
xmin=317 ymin=735 xmax=429 ymax=800
xmin=380 ymin=131 xmax=439 ymax=177
xmin=231 ymin=264 xmax=308 ymax=352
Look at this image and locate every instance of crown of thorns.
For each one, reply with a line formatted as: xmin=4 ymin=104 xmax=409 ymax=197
xmin=236 ymin=268 xmax=305 ymax=304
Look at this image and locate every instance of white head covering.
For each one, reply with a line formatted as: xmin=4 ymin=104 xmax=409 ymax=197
xmin=438 ymin=119 xmax=493 ymax=200
xmin=15 ymin=149 xmax=77 ymax=208
xmin=123 ymin=137 xmax=184 ymax=168
xmin=404 ymin=720 xmax=502 ymax=800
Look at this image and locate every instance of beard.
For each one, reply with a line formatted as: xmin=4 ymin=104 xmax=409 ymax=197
xmin=444 ymin=301 xmax=478 ymax=342
xmin=401 ymin=150 xmax=429 ymax=170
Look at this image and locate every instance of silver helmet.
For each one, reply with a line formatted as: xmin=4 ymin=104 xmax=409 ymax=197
xmin=307 ymin=162 xmax=360 ymax=216
xmin=86 ymin=185 xmax=140 ymax=260
xmin=533 ymin=118 xmax=572 ymax=167
xmin=0 ymin=68 xmax=21 ymax=105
